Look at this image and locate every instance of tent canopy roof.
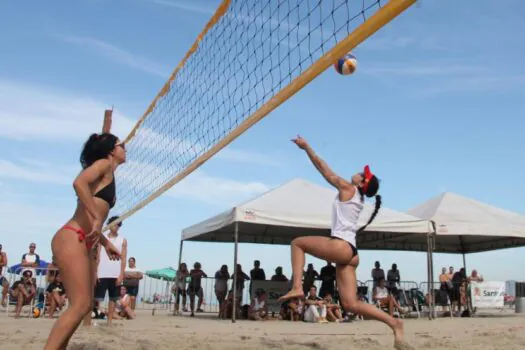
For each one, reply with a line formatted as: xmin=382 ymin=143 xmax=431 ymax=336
xmin=182 ymin=179 xmax=432 ymax=252
xmin=408 ymin=192 xmax=525 ymax=253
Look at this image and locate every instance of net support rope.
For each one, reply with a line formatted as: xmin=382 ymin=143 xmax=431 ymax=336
xmin=105 ymin=0 xmax=416 ymax=230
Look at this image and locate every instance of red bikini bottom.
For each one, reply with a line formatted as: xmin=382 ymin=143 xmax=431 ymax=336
xmin=62 ymin=225 xmax=94 ymax=251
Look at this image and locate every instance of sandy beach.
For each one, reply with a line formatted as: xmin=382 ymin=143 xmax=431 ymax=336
xmin=1 ymin=309 xmax=524 ymax=349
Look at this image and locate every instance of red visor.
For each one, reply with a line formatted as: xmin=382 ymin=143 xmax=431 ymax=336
xmin=362 ymin=165 xmax=374 ymax=193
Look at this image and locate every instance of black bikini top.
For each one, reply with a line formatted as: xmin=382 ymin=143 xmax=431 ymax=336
xmin=94 ymin=176 xmax=116 ymax=209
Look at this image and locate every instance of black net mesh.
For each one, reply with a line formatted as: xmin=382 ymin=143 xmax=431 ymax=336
xmin=111 ymin=0 xmax=386 ymax=219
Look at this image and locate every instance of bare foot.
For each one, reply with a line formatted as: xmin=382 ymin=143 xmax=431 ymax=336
xmin=278 ymin=289 xmax=304 ymax=302
xmin=392 ymin=319 xmax=413 ymax=349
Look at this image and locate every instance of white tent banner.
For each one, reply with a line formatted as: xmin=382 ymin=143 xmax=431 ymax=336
xmin=471 ymin=281 xmax=505 ymax=308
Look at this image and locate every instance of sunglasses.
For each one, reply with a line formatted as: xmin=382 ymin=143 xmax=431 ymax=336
xmin=117 ymin=143 xmax=126 ymax=150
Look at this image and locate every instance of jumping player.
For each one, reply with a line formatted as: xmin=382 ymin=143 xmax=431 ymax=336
xmin=279 ymin=135 xmax=410 ymax=349
xmin=45 ymin=133 xmax=125 ymax=350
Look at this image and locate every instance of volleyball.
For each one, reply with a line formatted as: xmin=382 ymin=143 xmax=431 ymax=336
xmin=334 ymin=53 xmax=358 ymax=75
xmin=33 ymin=307 xmax=41 ymax=318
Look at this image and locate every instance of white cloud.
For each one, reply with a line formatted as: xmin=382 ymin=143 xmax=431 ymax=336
xmin=0 ymin=159 xmax=75 ymax=185
xmin=360 ymin=36 xmax=416 ymax=51
xmin=55 ymin=35 xmax=170 ymax=77
xmin=168 ymin=171 xmax=270 ymax=206
xmin=362 ymin=64 xmax=484 ymax=77
xmin=149 ymin=0 xmax=215 ymax=15
xmin=0 ymin=79 xmax=135 ymax=141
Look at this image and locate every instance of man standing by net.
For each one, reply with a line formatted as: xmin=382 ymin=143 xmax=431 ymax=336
xmin=94 ymin=216 xmax=127 ymax=325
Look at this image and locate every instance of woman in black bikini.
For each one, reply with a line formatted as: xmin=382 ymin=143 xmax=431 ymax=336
xmin=45 ymin=133 xmax=125 ymax=350
xmin=279 ymin=136 xmax=410 ymax=349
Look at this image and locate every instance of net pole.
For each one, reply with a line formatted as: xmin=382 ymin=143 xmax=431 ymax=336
xmin=105 ymin=0 xmax=416 ymax=230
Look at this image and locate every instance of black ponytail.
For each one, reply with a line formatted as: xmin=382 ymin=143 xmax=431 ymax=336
xmin=357 ymin=194 xmax=382 ymax=233
xmin=80 ymin=133 xmax=119 ymax=169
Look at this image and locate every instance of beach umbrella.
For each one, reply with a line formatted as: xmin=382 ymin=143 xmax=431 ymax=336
xmin=9 ymin=260 xmax=50 ymax=276
xmin=145 ymin=267 xmax=177 ymax=281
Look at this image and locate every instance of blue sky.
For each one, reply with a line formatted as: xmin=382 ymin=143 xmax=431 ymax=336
xmin=0 ymin=0 xmax=524 ymax=285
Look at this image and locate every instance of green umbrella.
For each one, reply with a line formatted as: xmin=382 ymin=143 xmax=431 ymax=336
xmin=145 ymin=267 xmax=177 ymax=281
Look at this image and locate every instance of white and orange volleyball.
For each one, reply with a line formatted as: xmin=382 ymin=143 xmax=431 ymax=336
xmin=334 ymin=53 xmax=357 ymax=75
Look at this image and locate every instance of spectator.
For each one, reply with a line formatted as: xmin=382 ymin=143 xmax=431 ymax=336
xmin=303 ymin=263 xmax=320 ymax=295
xmin=468 ymin=269 xmax=484 ymax=283
xmin=188 ymin=262 xmax=207 ymax=317
xmin=0 ymin=244 xmax=8 ymax=307
xmin=249 ymin=260 xmax=266 ymax=297
xmin=286 ymin=298 xmax=304 ymax=321
xmin=94 ymin=215 xmax=127 ymax=326
xmin=12 ymin=270 xmax=36 ymax=318
xmin=46 ymin=255 xmax=59 ymax=284
xmin=231 ymin=264 xmax=250 ymax=300
xmin=319 ymin=261 xmax=335 ymax=298
xmin=46 ymin=273 xmax=66 ymax=318
xmin=21 ymin=242 xmax=40 ymax=282
xmin=387 ymin=263 xmax=401 ymax=293
xmin=450 ymin=268 xmax=466 ymax=314
xmin=304 ymin=286 xmax=328 ymax=323
xmin=438 ymin=267 xmax=452 ymax=309
xmin=173 ymin=262 xmax=189 ymax=315
xmin=270 ymin=266 xmax=288 ymax=282
xmin=373 ymin=278 xmax=403 ymax=317
xmin=248 ymin=288 xmax=268 ymax=320
xmin=123 ymin=257 xmax=143 ymax=311
xmin=447 ymin=266 xmax=455 ymax=281
xmin=214 ymin=264 xmax=230 ymax=318
xmin=371 ymin=261 xmax=385 ymax=290
xmin=323 ymin=292 xmax=344 ymax=322
xmin=114 ymin=286 xmax=135 ymax=320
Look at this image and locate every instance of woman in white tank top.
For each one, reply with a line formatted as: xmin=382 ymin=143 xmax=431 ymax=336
xmin=279 ymin=135 xmax=410 ymax=349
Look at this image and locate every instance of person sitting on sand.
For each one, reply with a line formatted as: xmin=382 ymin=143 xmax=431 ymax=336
xmin=46 ymin=273 xmax=67 ymax=318
xmin=114 ymin=286 xmax=135 ymax=320
xmin=11 ymin=270 xmax=36 ymax=318
xmin=286 ymin=298 xmax=305 ymax=321
xmin=304 ymin=286 xmax=328 ymax=323
xmin=323 ymin=292 xmax=344 ymax=322
xmin=373 ymin=278 xmax=404 ymax=317
xmin=248 ymin=288 xmax=268 ymax=320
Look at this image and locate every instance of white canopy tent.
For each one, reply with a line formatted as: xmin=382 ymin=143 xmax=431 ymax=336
xmin=408 ymin=192 xmax=525 ymax=271
xmin=179 ymin=178 xmax=435 ymax=321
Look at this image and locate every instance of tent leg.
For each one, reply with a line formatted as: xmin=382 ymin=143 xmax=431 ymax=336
xmin=462 ymin=253 xmax=467 ymax=273
xmin=429 ymin=234 xmax=435 ymax=319
xmin=232 ymin=222 xmax=239 ymax=323
xmin=177 ymin=240 xmax=184 ymax=269
xmin=426 ymin=233 xmax=432 ymax=320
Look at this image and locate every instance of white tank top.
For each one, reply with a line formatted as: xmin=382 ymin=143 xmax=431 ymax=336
xmin=331 ymin=187 xmax=363 ymax=248
xmin=98 ymin=233 xmax=124 ymax=278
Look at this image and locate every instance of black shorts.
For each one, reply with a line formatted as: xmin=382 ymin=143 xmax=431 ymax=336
xmin=95 ymin=278 xmax=119 ymax=302
xmin=125 ymin=285 xmax=139 ymax=297
xmin=331 ymin=236 xmax=358 ymax=257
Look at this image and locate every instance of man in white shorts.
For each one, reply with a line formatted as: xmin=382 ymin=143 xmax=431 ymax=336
xmin=95 ymin=216 xmax=127 ymax=325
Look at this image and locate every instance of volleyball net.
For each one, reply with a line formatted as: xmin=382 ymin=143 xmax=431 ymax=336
xmin=109 ymin=0 xmax=416 ymax=226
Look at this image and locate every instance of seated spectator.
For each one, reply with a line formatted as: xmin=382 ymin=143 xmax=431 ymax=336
xmin=286 ymin=298 xmax=304 ymax=321
xmin=46 ymin=256 xmax=59 ymax=284
xmin=303 ymin=286 xmax=328 ymax=323
xmin=46 ymin=273 xmax=66 ymax=318
xmin=248 ymin=288 xmax=268 ymax=320
xmin=323 ymin=292 xmax=344 ymax=322
xmin=11 ymin=270 xmax=36 ymax=318
xmin=114 ymin=286 xmax=135 ymax=320
xmin=373 ymin=278 xmax=403 ymax=317
xmin=223 ymin=290 xmax=241 ymax=319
